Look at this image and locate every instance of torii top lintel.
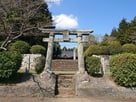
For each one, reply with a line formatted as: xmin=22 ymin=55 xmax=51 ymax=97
xmin=39 ymin=28 xmax=93 ymax=36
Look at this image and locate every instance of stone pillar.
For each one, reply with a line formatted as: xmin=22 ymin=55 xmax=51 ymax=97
xmin=77 ymin=33 xmax=85 ymax=73
xmin=100 ymin=55 xmax=110 ymax=76
xmin=73 ymin=48 xmax=76 ymax=60
xmin=44 ymin=33 xmax=54 ymax=72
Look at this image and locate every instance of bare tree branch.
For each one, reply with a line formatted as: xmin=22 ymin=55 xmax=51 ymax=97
xmin=0 ymin=0 xmax=52 ymax=51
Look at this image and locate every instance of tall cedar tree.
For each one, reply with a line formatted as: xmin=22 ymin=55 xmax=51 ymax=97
xmin=111 ymin=17 xmax=136 ymax=44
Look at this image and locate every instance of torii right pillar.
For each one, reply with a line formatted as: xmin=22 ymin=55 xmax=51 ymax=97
xmin=77 ymin=33 xmax=85 ymax=73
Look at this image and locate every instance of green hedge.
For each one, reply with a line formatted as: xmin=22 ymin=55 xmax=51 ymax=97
xmin=99 ymin=46 xmax=110 ymax=55
xmin=0 ymin=51 xmax=22 ymax=79
xmin=122 ymin=43 xmax=136 ymax=54
xmin=9 ymin=40 xmax=30 ymax=54
xmin=84 ymin=41 xmax=122 ymax=57
xmin=84 ymin=45 xmax=101 ymax=57
xmin=30 ymin=45 xmax=46 ymax=55
xmin=85 ymin=56 xmax=101 ymax=76
xmin=108 ymin=41 xmax=122 ymax=55
xmin=110 ymin=53 xmax=136 ymax=87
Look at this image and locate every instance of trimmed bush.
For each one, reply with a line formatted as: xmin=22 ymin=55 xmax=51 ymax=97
xmin=30 ymin=45 xmax=46 ymax=55
xmin=35 ymin=55 xmax=45 ymax=74
xmin=108 ymin=41 xmax=122 ymax=55
xmin=0 ymin=51 xmax=22 ymax=79
xmin=9 ymin=40 xmax=30 ymax=54
xmin=122 ymin=43 xmax=136 ymax=54
xmin=85 ymin=56 xmax=101 ymax=75
xmin=99 ymin=46 xmax=110 ymax=55
xmin=84 ymin=43 xmax=122 ymax=56
xmin=84 ymin=45 xmax=101 ymax=57
xmin=110 ymin=53 xmax=136 ymax=87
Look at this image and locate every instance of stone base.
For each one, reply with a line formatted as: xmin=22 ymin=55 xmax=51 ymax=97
xmin=74 ymin=71 xmax=90 ymax=95
xmin=0 ymin=72 xmax=56 ymax=97
xmin=74 ymin=74 xmax=136 ymax=98
xmin=76 ymin=87 xmax=136 ymax=98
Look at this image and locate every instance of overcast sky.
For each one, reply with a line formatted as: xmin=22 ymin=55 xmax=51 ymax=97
xmin=45 ymin=0 xmax=136 ymax=48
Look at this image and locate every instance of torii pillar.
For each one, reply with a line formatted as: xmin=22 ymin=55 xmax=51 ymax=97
xmin=73 ymin=48 xmax=76 ymax=60
xmin=77 ymin=33 xmax=85 ymax=73
xmin=44 ymin=32 xmax=54 ymax=72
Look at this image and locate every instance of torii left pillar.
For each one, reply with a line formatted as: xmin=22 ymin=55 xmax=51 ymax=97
xmin=43 ymin=32 xmax=54 ymax=73
xmin=38 ymin=32 xmax=56 ymax=97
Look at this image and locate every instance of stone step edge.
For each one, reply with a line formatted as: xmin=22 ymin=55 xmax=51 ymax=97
xmin=53 ymin=71 xmax=76 ymax=75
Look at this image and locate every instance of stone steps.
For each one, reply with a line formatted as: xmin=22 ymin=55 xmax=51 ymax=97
xmin=52 ymin=59 xmax=77 ymax=97
xmin=51 ymin=59 xmax=78 ymax=71
xmin=56 ymin=74 xmax=75 ymax=97
xmin=53 ymin=71 xmax=76 ymax=75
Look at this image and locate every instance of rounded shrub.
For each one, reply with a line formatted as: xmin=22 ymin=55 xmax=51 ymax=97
xmin=122 ymin=43 xmax=136 ymax=54
xmin=85 ymin=56 xmax=101 ymax=76
xmin=30 ymin=45 xmax=46 ymax=55
xmin=35 ymin=55 xmax=45 ymax=74
xmin=110 ymin=53 xmax=136 ymax=87
xmin=84 ymin=45 xmax=101 ymax=57
xmin=0 ymin=51 xmax=22 ymax=79
xmin=108 ymin=41 xmax=122 ymax=55
xmin=99 ymin=46 xmax=110 ymax=55
xmin=9 ymin=40 xmax=30 ymax=54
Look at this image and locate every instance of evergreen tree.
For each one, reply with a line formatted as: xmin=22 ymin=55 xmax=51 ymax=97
xmin=111 ymin=28 xmax=118 ymax=37
xmin=110 ymin=18 xmax=136 ymax=44
xmin=53 ymin=42 xmax=61 ymax=58
xmin=117 ymin=18 xmax=129 ymax=44
xmin=128 ymin=17 xmax=136 ymax=44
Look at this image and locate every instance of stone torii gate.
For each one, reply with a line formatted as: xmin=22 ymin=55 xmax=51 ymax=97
xmin=40 ymin=29 xmax=93 ymax=74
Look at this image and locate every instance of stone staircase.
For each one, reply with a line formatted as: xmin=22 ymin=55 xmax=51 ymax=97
xmin=51 ymin=59 xmax=78 ymax=72
xmin=56 ymin=74 xmax=75 ymax=97
xmin=51 ymin=59 xmax=78 ymax=97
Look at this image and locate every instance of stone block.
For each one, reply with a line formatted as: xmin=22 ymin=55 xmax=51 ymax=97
xmin=0 ymin=72 xmax=56 ymax=97
xmin=20 ymin=54 xmax=42 ymax=71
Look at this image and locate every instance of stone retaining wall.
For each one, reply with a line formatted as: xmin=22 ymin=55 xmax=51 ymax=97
xmin=21 ymin=54 xmax=42 ymax=71
xmin=0 ymin=73 xmax=56 ymax=97
xmin=74 ymin=73 xmax=136 ymax=98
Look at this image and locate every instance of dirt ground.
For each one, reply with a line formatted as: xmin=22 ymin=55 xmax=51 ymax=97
xmin=0 ymin=96 xmax=136 ymax=102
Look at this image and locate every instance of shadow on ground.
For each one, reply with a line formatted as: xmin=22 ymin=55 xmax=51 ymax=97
xmin=0 ymin=73 xmax=32 ymax=84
